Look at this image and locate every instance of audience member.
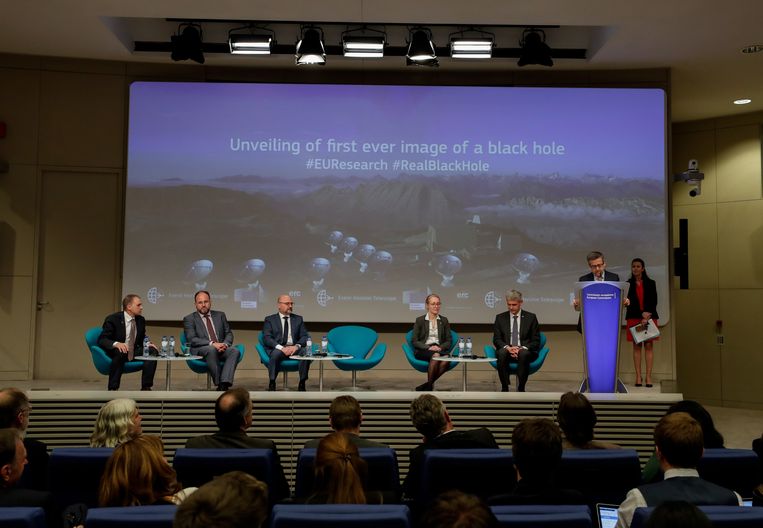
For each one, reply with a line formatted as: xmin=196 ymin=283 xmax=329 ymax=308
xmin=489 ymin=418 xmax=586 ymax=505
xmin=307 ymin=432 xmax=381 ymax=504
xmin=642 ymin=399 xmax=724 ymax=482
xmin=90 ymin=398 xmax=142 ymax=447
xmin=304 ymin=395 xmax=388 ymax=448
xmin=643 ymin=501 xmax=712 ymax=528
xmin=403 ymin=394 xmax=498 ymax=499
xmin=99 ymin=435 xmax=196 ymax=506
xmin=0 ymin=429 xmax=58 ymax=527
xmin=616 ymin=412 xmax=741 ymax=528
xmin=557 ymin=391 xmax=621 ymax=450
xmin=421 ymin=490 xmax=498 ymax=528
xmin=184 ymin=388 xmax=289 ymax=501
xmin=173 ymin=471 xmax=269 ymax=528
xmin=0 ymin=387 xmax=49 ymax=490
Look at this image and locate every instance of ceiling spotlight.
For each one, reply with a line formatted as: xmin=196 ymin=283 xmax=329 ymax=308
xmin=229 ymin=30 xmax=273 ymax=55
xmin=733 ymin=98 xmax=752 ymax=105
xmin=343 ymin=36 xmax=386 ymax=58
xmin=406 ymin=28 xmax=438 ymax=67
xmin=171 ymin=23 xmax=205 ymax=64
xmin=517 ymin=28 xmax=553 ymax=67
xmin=450 ymin=37 xmax=494 ymax=59
xmin=296 ymin=27 xmax=326 ymax=65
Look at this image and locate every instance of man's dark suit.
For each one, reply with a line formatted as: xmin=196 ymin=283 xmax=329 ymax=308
xmin=576 ymin=270 xmax=620 ymax=333
xmin=183 ymin=310 xmax=238 ymax=387
xmin=262 ymin=312 xmax=309 ymax=382
xmin=488 ymin=479 xmax=587 ymax=505
xmin=403 ymin=427 xmax=499 ymax=499
xmin=412 ymin=314 xmax=452 ymax=360
xmin=0 ymin=487 xmax=59 ymax=528
xmin=18 ymin=438 xmax=49 ymax=491
xmin=493 ymin=310 xmax=541 ymax=391
xmin=303 ymin=432 xmax=388 ymax=448
xmin=98 ymin=312 xmax=157 ymax=390
xmin=185 ymin=430 xmax=290 ymax=501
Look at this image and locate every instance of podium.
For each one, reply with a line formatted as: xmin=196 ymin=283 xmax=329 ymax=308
xmin=575 ymin=281 xmax=628 ymax=393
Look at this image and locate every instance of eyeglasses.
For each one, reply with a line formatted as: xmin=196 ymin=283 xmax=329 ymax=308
xmin=428 ymin=302 xmax=442 ymax=306
xmin=279 ymin=301 xmax=294 ymax=305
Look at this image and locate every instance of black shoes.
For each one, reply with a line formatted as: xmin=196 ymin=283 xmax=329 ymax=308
xmin=268 ymin=380 xmax=276 ymax=391
xmin=415 ymin=382 xmax=433 ymax=391
xmin=216 ymin=382 xmax=231 ymax=391
xmin=298 ymin=381 xmax=307 ymax=392
xmin=141 ymin=387 xmax=152 ymax=391
xmin=501 ymin=385 xmax=509 ymax=392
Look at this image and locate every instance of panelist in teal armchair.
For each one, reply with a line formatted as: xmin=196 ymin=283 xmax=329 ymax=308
xmin=411 ymin=294 xmax=453 ymax=392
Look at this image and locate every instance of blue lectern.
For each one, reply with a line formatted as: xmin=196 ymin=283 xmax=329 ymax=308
xmin=575 ymin=281 xmax=628 ymax=393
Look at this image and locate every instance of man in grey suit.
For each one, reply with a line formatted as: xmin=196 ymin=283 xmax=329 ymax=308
xmin=262 ymin=294 xmax=310 ymax=391
xmin=493 ymin=289 xmax=541 ymax=392
xmin=183 ymin=290 xmax=238 ymax=391
xmin=304 ymin=395 xmax=388 ymax=448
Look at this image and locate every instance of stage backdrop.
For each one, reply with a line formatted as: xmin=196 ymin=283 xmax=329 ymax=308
xmin=124 ymin=83 xmax=668 ymax=323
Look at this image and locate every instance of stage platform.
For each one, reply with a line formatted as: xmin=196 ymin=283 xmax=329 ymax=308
xmin=26 ymin=389 xmax=682 ymax=485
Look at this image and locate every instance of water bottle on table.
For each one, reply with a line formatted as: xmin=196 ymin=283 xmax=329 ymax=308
xmin=169 ymin=336 xmax=176 ymax=356
xmin=465 ymin=337 xmax=473 ymax=358
xmin=306 ymin=335 xmax=313 ymax=357
xmin=160 ymin=336 xmax=168 ymax=357
xmin=142 ymin=337 xmax=150 ymax=358
xmin=321 ymin=335 xmax=328 ymax=355
xmin=458 ymin=337 xmax=465 ymax=357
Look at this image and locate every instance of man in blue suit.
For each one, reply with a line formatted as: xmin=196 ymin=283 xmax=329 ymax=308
xmin=573 ymin=251 xmax=627 ymax=333
xmin=262 ymin=294 xmax=310 ymax=391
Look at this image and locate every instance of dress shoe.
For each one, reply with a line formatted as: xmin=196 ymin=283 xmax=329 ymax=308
xmin=635 ymin=383 xmax=643 ymax=387
xmin=645 ymin=383 xmax=653 ymax=388
xmin=415 ymin=382 xmax=430 ymax=391
xmin=268 ymin=380 xmax=276 ymax=391
xmin=501 ymin=385 xmax=509 ymax=392
xmin=140 ymin=387 xmax=152 ymax=391
xmin=217 ymin=382 xmax=231 ymax=391
xmin=298 ymin=381 xmax=307 ymax=392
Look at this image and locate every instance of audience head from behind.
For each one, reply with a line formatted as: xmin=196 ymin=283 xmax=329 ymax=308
xmin=312 ymin=432 xmax=368 ymax=504
xmin=666 ymin=400 xmax=724 ymax=449
xmin=410 ymin=394 xmax=452 ymax=441
xmin=329 ymin=395 xmax=363 ymax=434
xmin=0 ymin=388 xmax=31 ymax=432
xmin=174 ymin=471 xmax=269 ymax=528
xmin=512 ymin=418 xmax=563 ymax=485
xmin=99 ymin=435 xmax=182 ymax=506
xmin=654 ymin=412 xmax=704 ymax=471
xmin=557 ymin=391 xmax=597 ymax=447
xmin=0 ymin=428 xmax=26 ymax=489
xmin=421 ymin=490 xmax=498 ymax=528
xmin=643 ymin=500 xmax=712 ymax=528
xmin=90 ymin=398 xmax=142 ymax=447
xmin=215 ymin=387 xmax=252 ymax=433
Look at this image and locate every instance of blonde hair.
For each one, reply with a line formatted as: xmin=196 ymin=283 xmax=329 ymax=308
xmin=90 ymin=398 xmax=140 ymax=447
xmin=313 ymin=432 xmax=368 ymax=504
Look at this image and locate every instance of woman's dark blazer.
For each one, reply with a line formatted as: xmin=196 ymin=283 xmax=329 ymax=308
xmin=625 ymin=276 xmax=659 ymax=320
xmin=412 ymin=314 xmax=452 ymax=354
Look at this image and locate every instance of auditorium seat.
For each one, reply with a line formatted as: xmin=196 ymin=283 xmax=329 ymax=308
xmin=483 ymin=332 xmax=550 ymax=380
xmin=556 ymin=449 xmax=641 ymax=507
xmin=172 ymin=448 xmax=285 ymax=501
xmin=631 ymin=506 xmax=763 ymax=528
xmin=179 ymin=332 xmax=245 ymax=389
xmin=85 ymin=505 xmax=177 ymax=528
xmin=294 ymin=447 xmax=401 ymax=501
xmin=268 ymin=504 xmax=411 ymax=528
xmin=491 ymin=505 xmax=593 ymax=528
xmin=327 ymin=325 xmax=387 ymax=389
xmin=256 ymin=332 xmax=300 ymax=389
xmin=402 ymin=329 xmax=460 ymax=374
xmin=417 ymin=448 xmax=515 ymax=505
xmin=697 ymin=448 xmax=760 ymax=498
xmin=49 ymin=447 xmax=114 ymax=509
xmin=0 ymin=507 xmax=46 ymax=528
xmin=85 ymin=327 xmax=145 ymax=380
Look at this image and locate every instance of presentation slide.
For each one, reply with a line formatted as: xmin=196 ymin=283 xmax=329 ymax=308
xmin=124 ymin=82 xmax=668 ymax=324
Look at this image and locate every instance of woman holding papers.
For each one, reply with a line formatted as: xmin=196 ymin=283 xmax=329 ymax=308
xmin=625 ymin=258 xmax=659 ymax=387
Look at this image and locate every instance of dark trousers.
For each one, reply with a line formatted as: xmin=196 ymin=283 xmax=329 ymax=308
xmin=495 ymin=347 xmax=536 ymax=391
xmin=107 ymin=350 xmax=157 ymax=390
xmin=268 ymin=349 xmax=310 ymax=382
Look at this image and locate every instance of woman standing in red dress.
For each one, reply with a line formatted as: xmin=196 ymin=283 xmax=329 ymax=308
xmin=625 ymin=258 xmax=659 ymax=387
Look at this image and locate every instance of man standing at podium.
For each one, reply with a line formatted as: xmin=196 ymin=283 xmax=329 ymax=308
xmin=493 ymin=290 xmax=540 ymax=392
xmin=573 ymin=251 xmax=626 ymax=333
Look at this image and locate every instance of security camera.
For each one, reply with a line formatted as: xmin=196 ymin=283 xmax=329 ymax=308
xmin=673 ymin=159 xmax=704 ymax=197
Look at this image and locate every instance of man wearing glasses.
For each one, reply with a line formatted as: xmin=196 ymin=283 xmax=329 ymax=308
xmin=573 ymin=251 xmax=626 ymax=333
xmin=262 ymin=294 xmax=310 ymax=391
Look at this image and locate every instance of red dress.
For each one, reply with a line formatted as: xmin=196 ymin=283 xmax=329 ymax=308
xmin=626 ymin=280 xmax=659 ymax=343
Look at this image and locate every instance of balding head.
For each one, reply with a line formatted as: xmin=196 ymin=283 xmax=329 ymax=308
xmin=215 ymin=388 xmax=252 ymax=432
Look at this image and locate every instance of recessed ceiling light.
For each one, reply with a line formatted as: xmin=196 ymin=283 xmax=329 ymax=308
xmin=741 ymin=44 xmax=763 ymax=54
xmin=733 ymin=98 xmax=752 ymax=105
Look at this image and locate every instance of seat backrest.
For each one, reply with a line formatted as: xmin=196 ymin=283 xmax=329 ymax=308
xmin=491 ymin=505 xmax=592 ymax=528
xmin=269 ymin=504 xmax=411 ymax=528
xmin=85 ymin=505 xmax=177 ymax=528
xmin=556 ymin=449 xmax=641 ymax=507
xmin=631 ymin=506 xmax=763 ymax=528
xmin=294 ymin=448 xmax=401 ymax=499
xmin=419 ymin=449 xmax=515 ymax=504
xmin=173 ymin=448 xmax=281 ymax=499
xmin=327 ymin=326 xmax=377 ymax=358
xmin=49 ymin=448 xmax=114 ymax=509
xmin=698 ymin=448 xmax=759 ymax=498
xmin=86 ymin=327 xmax=112 ymax=375
xmin=0 ymin=508 xmax=46 ymax=528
